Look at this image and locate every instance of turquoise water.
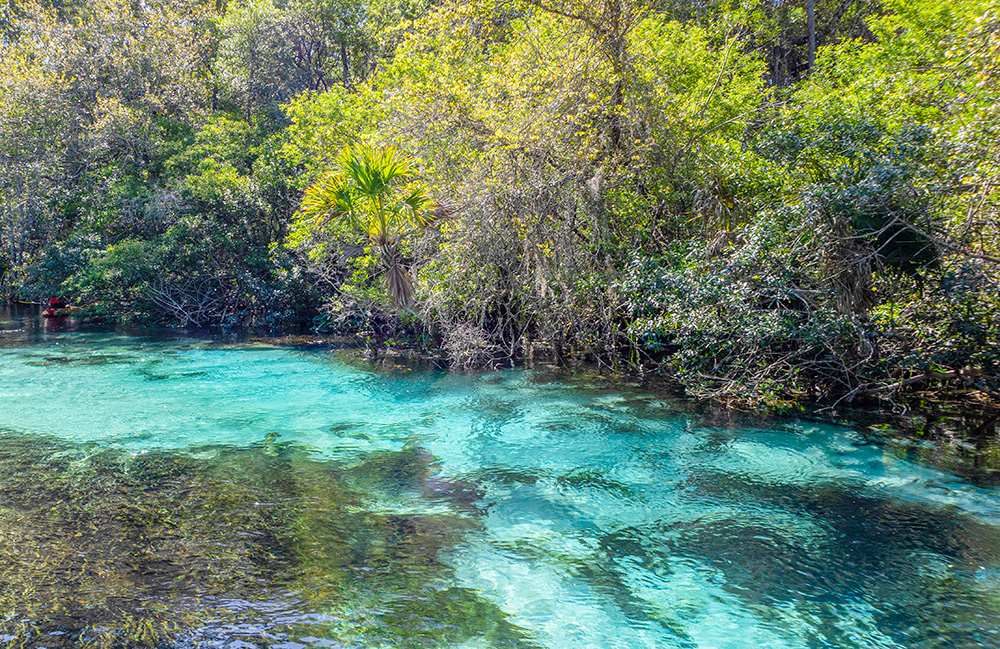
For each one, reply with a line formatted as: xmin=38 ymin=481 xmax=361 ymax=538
xmin=1 ymin=310 xmax=1000 ymax=648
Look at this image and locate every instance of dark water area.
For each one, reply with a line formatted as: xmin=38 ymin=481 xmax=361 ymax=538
xmin=1 ymin=305 xmax=1000 ymax=648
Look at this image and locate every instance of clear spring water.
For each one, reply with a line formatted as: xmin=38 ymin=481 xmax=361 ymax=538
xmin=1 ymin=310 xmax=999 ymax=648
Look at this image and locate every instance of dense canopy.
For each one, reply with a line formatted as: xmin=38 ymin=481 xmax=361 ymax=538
xmin=1 ymin=0 xmax=997 ymax=406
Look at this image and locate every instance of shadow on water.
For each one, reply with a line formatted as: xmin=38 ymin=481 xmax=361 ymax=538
xmin=597 ymin=468 xmax=1000 ymax=648
xmin=870 ymin=410 xmax=1000 ymax=488
xmin=0 ymin=433 xmax=539 ymax=649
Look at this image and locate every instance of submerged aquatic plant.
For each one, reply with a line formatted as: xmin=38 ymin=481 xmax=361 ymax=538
xmin=0 ymin=434 xmax=532 ymax=648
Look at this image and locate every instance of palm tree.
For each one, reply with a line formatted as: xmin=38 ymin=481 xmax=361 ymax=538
xmin=299 ymin=144 xmax=435 ymax=308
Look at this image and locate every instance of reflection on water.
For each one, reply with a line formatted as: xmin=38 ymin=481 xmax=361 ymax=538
xmin=1 ymin=308 xmax=999 ymax=648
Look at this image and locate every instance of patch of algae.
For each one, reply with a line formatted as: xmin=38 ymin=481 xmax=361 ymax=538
xmin=0 ymin=434 xmax=539 ymax=648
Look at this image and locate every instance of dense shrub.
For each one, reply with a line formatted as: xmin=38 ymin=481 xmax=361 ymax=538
xmin=2 ymin=0 xmax=996 ymax=406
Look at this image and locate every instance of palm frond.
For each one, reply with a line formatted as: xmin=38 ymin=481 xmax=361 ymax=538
xmin=337 ymin=143 xmax=417 ymax=199
xmin=299 ymin=172 xmax=365 ymax=232
xmin=400 ymin=186 xmax=435 ymax=228
xmin=300 ymin=142 xmax=434 ymax=310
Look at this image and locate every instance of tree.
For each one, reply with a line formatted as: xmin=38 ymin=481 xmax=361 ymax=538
xmin=216 ymin=0 xmax=408 ymax=111
xmin=284 ymin=0 xmax=369 ymax=90
xmin=297 ymin=144 xmax=434 ymax=307
xmin=216 ymin=0 xmax=286 ymax=118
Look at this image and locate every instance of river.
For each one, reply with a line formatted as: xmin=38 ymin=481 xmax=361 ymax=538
xmin=1 ymin=307 xmax=998 ymax=648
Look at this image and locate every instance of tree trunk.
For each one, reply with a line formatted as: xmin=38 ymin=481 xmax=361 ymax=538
xmin=340 ymin=41 xmax=350 ymax=88
xmin=605 ymin=0 xmax=626 ymax=153
xmin=14 ymin=175 xmax=24 ymax=291
xmin=807 ymin=0 xmax=816 ymax=69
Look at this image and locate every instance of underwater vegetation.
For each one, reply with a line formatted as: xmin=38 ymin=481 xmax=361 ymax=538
xmin=0 ymin=433 xmax=536 ymax=648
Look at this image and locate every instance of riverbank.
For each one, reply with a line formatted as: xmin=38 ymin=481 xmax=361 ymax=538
xmin=0 ymin=304 xmax=1000 ymax=445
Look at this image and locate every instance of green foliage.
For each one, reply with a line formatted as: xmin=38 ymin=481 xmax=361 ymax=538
xmin=296 ymin=143 xmax=435 ymax=307
xmin=60 ymin=217 xmax=319 ymax=327
xmin=216 ymin=0 xmax=285 ymax=116
xmin=1 ymin=0 xmax=996 ymax=404
xmin=873 ymin=261 xmax=1000 ymax=376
